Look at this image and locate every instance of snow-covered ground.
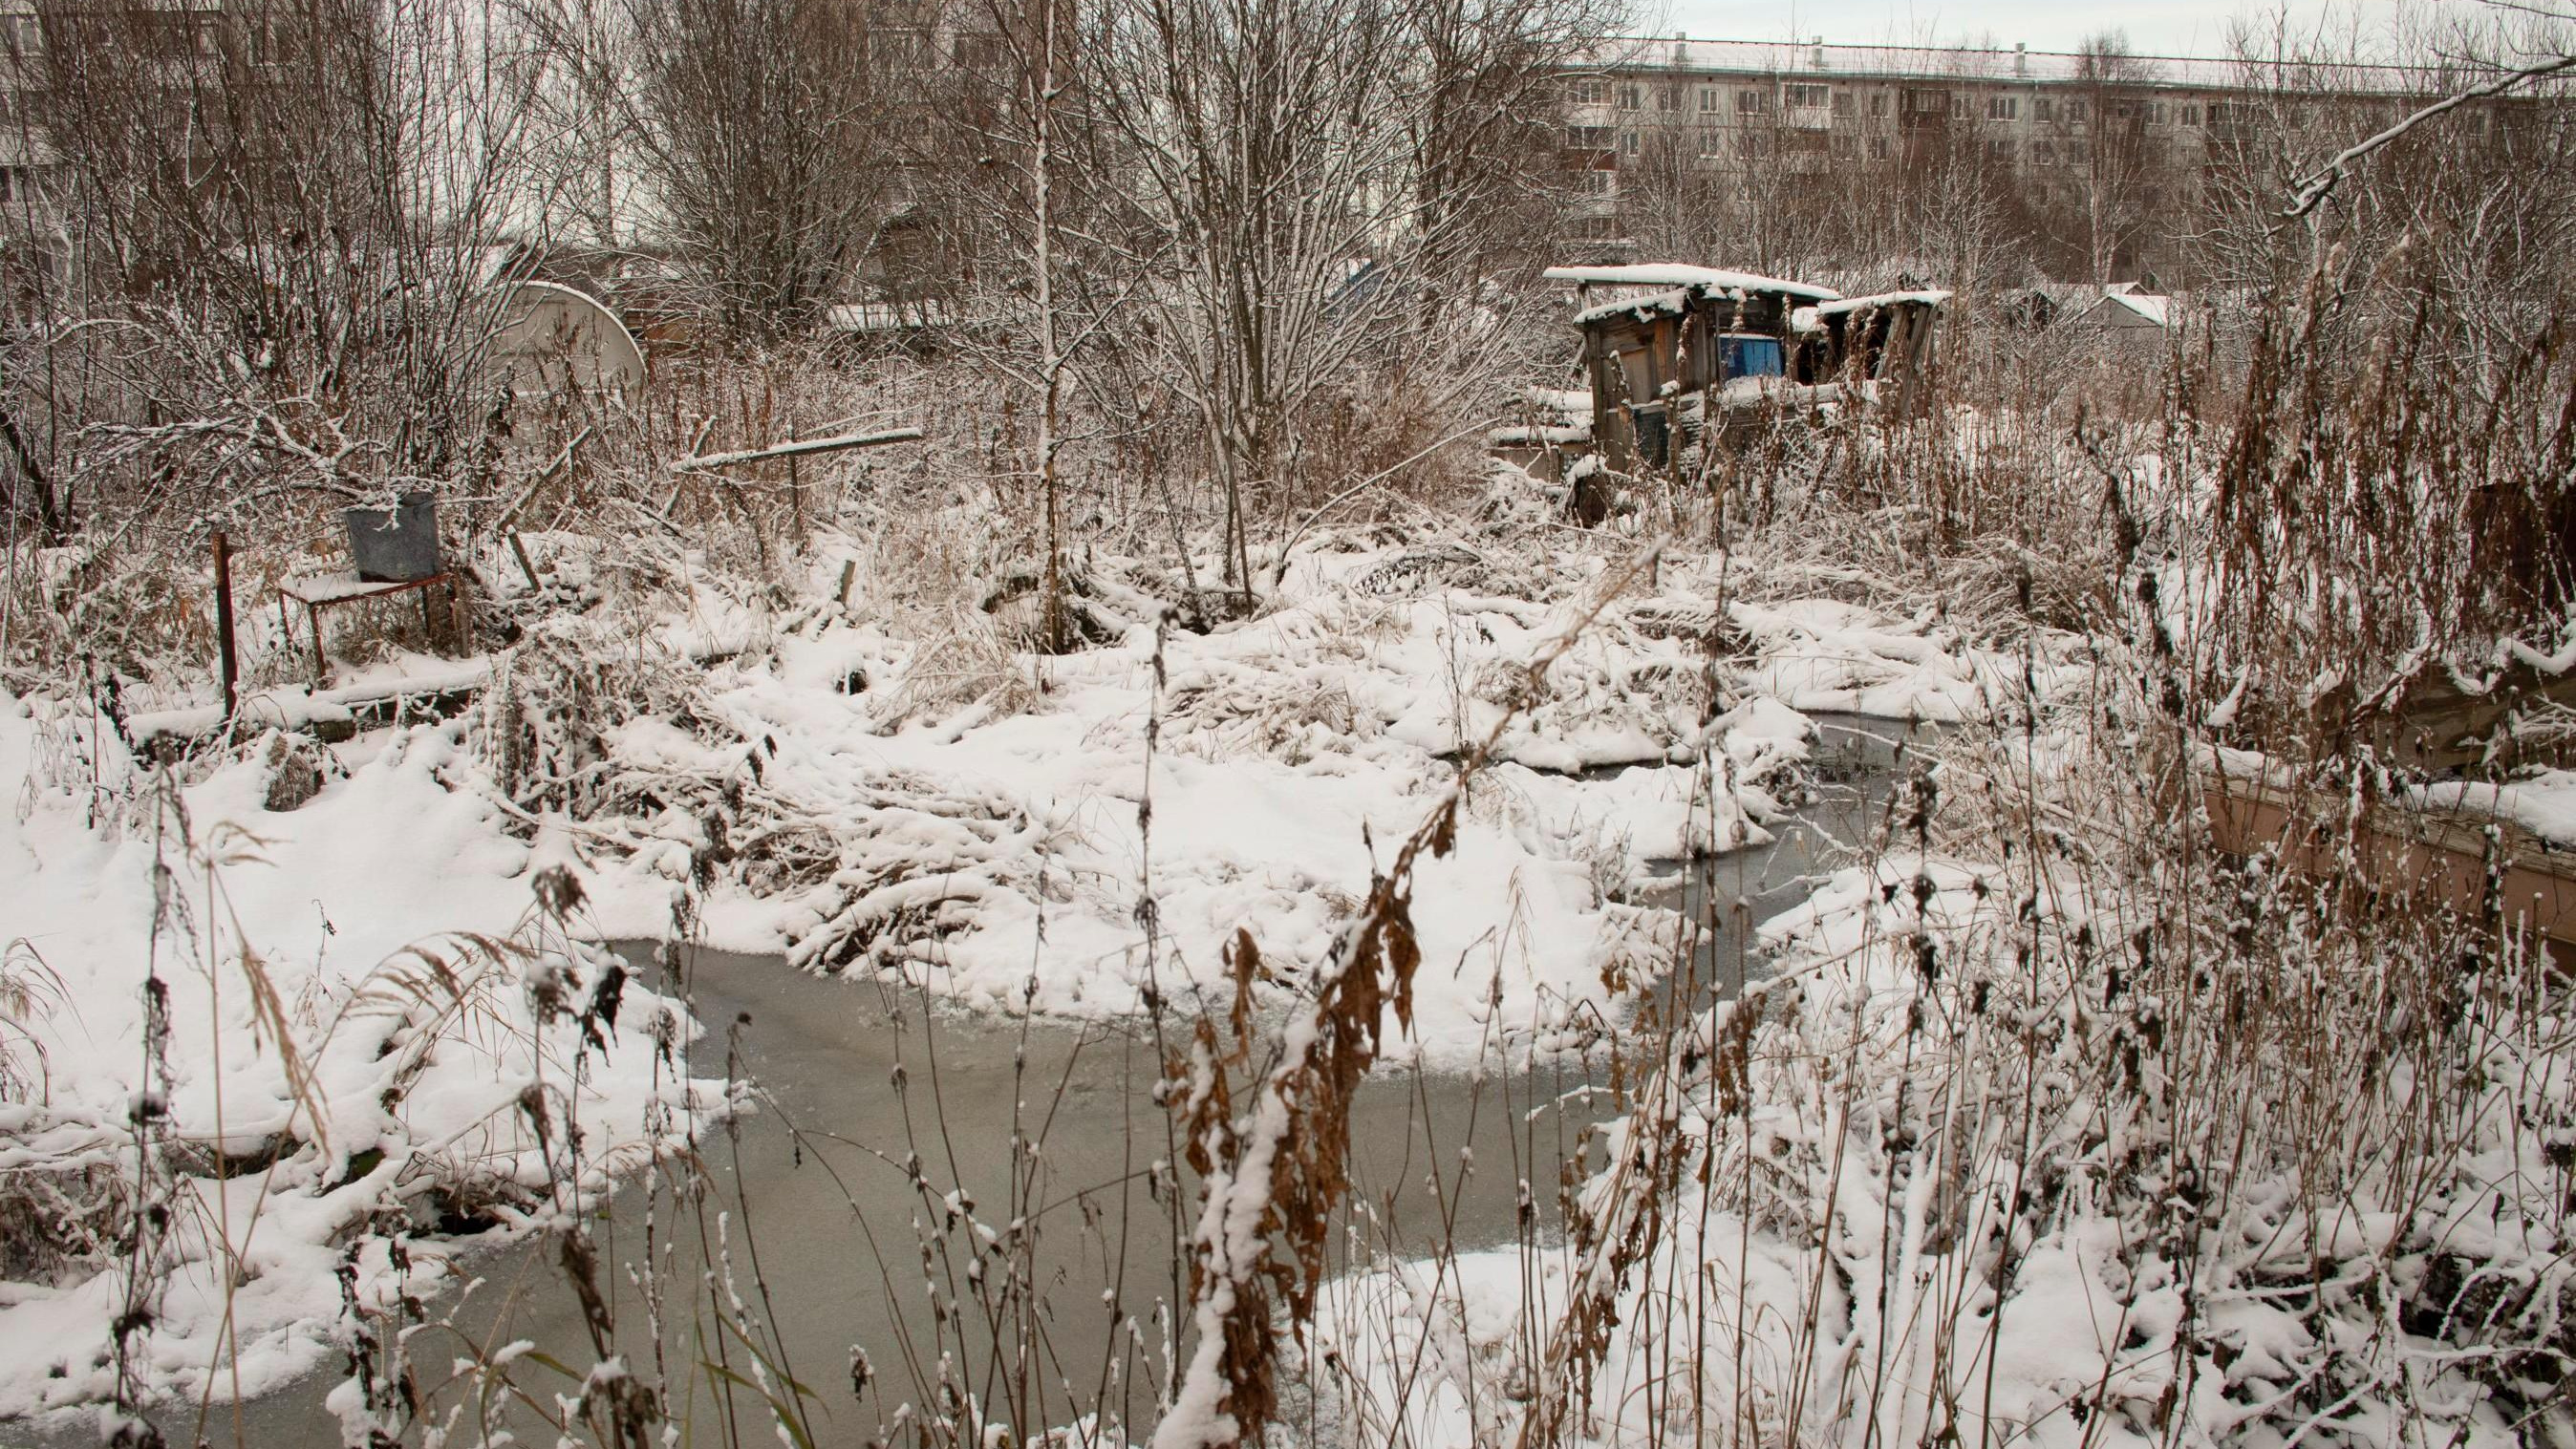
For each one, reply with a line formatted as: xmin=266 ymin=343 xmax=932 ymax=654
xmin=1314 ymin=740 xmax=2576 ymax=1449
xmin=0 ymin=711 xmax=725 ymax=1422
xmin=0 ymin=525 xmax=2024 ymax=1432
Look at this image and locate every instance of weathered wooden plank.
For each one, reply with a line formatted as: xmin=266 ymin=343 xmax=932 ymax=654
xmin=2203 ymin=769 xmax=2576 ymax=956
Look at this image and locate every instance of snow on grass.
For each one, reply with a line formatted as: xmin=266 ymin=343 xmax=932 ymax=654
xmin=1317 ymin=756 xmax=2576 ymax=1449
xmin=0 ymin=701 xmax=723 ymax=1423
xmin=0 ymin=526 xmax=2024 ymax=1424
xmin=512 ymin=535 xmax=1871 ymax=1062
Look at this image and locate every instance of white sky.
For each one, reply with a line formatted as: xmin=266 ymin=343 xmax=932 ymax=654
xmin=1649 ymin=0 xmax=2415 ymax=58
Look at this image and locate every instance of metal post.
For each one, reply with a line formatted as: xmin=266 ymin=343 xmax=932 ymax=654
xmin=212 ymin=530 xmax=239 ymax=718
xmin=786 ymin=432 xmax=804 ymax=536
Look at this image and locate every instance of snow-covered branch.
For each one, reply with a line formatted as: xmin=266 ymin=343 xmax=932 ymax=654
xmin=2286 ymin=52 xmax=2576 ymax=217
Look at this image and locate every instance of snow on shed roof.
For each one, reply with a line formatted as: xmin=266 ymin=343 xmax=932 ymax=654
xmin=1547 ymin=264 xmax=1841 ymax=303
xmin=2076 ymin=289 xmax=2173 ymax=328
xmin=1575 ymin=287 xmax=1692 ymax=326
xmin=1810 ymin=288 xmax=1950 ymax=316
xmin=826 ymin=299 xmax=959 ymax=331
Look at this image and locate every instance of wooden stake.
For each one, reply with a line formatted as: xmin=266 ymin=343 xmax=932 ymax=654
xmin=212 ymin=530 xmax=239 ymax=718
xmin=508 ymin=531 xmax=541 ymax=592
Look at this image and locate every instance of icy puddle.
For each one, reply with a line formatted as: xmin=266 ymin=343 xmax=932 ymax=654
xmin=69 ymin=716 xmax=1923 ymax=1447
xmin=1631 ymin=714 xmax=1924 ymax=1000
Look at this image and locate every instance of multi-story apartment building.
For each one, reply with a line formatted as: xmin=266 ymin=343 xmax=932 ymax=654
xmin=0 ymin=0 xmax=285 ymax=228
xmin=1566 ymin=35 xmax=2543 ymax=281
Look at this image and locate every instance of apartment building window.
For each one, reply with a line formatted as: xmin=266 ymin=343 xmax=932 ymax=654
xmin=1566 ymin=125 xmax=1611 ymax=150
xmin=1619 ymin=130 xmax=1640 ymax=156
xmin=1699 ymin=86 xmax=1722 ymax=113
xmin=873 ymin=29 xmax=929 ymax=66
xmin=1734 ymin=132 xmax=1771 ymax=158
xmin=1656 ymin=85 xmax=1680 ymax=111
xmin=1571 ymin=77 xmax=1609 ymax=106
xmin=1786 ymin=83 xmax=1827 ymax=110
xmin=1869 ymin=136 xmax=1890 ymax=160
xmin=1616 ymin=83 xmax=1642 ymax=110
xmin=1987 ymin=138 xmax=2014 ymax=161
xmin=1870 ymin=92 xmax=1888 ymax=117
xmin=2031 ymin=96 xmax=2053 ymax=122
xmin=1 ymin=14 xmax=38 ymax=58
xmin=124 ymin=10 xmax=215 ymax=58
xmin=1831 ymin=133 xmax=1857 ymax=160
xmin=2066 ymin=98 xmax=2089 ymax=124
xmin=2032 ymin=140 xmax=2054 ymax=165
xmin=1578 ymin=170 xmax=1614 ymax=195
xmin=1698 ymin=125 xmax=1725 ymax=158
xmin=1833 ymin=91 xmax=1855 ymax=117
xmin=1736 ymin=88 xmax=1770 ymax=114
xmin=1988 ymin=96 xmax=2017 ymax=120
xmin=2179 ymin=103 xmax=2200 ymax=126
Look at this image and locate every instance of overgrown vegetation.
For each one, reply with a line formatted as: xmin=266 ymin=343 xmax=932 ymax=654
xmin=0 ymin=1 xmax=2572 ymax=1446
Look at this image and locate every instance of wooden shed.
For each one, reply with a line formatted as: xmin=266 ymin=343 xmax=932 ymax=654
xmin=1544 ymin=264 xmax=1944 ymax=476
xmin=2071 ymin=283 xmax=2173 ymax=341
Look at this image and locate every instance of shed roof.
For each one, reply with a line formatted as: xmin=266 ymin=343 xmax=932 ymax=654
xmin=1545 ymin=264 xmax=1841 ymax=302
xmin=1810 ymin=288 xmax=1951 ymax=316
xmin=2075 ymin=289 xmax=2173 ymax=328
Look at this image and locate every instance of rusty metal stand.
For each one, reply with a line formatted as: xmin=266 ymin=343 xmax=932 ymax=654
xmin=279 ymin=573 xmax=464 ymax=685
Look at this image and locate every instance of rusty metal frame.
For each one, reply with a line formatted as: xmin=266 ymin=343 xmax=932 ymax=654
xmin=278 ymin=573 xmax=466 ymax=685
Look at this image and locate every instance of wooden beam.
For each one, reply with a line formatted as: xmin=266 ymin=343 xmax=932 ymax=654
xmin=672 ymin=427 xmax=925 ymax=474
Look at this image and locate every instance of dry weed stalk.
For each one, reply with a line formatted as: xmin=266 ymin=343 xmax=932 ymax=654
xmin=2208 ymin=250 xmax=2576 ymax=762
xmin=1154 ymin=543 xmax=1661 ymax=1449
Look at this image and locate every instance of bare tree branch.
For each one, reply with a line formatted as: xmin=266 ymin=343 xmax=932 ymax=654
xmin=2286 ymin=51 xmax=2576 ymax=217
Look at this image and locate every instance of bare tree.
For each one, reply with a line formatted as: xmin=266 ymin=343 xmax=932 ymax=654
xmin=623 ymin=0 xmax=898 ymax=339
xmin=2182 ymin=0 xmax=2576 ymax=391
xmin=15 ymin=0 xmax=555 ymax=536
xmin=2069 ymin=31 xmax=2157 ymax=283
xmin=1086 ymin=0 xmax=1437 ymax=598
xmin=1404 ymin=0 xmax=1619 ymax=286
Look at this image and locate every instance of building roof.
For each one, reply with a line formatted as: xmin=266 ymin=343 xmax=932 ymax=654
xmin=1583 ymin=36 xmax=2475 ymax=98
xmin=2076 ymin=289 xmax=2173 ymax=328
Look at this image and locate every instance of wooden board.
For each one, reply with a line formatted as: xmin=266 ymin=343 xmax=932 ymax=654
xmin=2203 ymin=768 xmax=2576 ymax=956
